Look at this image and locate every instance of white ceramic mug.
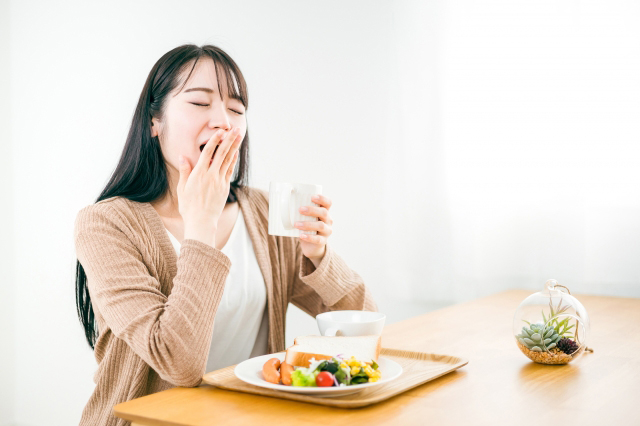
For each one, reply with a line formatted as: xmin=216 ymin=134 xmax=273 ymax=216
xmin=268 ymin=182 xmax=322 ymax=237
xmin=316 ymin=311 xmax=386 ymax=337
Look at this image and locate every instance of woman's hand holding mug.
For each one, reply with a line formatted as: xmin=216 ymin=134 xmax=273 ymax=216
xmin=177 ymin=128 xmax=242 ymax=248
xmin=295 ymin=194 xmax=333 ymax=266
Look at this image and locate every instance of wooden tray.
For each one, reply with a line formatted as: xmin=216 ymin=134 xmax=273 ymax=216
xmin=202 ymin=347 xmax=468 ymax=408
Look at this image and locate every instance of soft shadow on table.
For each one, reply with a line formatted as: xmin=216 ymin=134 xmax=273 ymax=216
xmin=517 ymin=362 xmax=583 ymax=404
xmin=399 ymin=369 xmax=469 ymax=399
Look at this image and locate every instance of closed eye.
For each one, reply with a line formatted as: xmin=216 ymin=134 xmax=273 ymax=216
xmin=190 ymin=103 xmax=244 ymax=115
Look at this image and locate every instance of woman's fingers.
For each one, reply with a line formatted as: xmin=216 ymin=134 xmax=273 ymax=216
xmin=311 ymin=194 xmax=332 ymax=210
xmin=219 ymin=131 xmax=243 ymax=177
xmin=299 ymin=205 xmax=332 ymax=225
xmin=177 ymin=155 xmax=192 ymax=194
xmin=299 ymin=233 xmax=327 ymax=245
xmin=226 ymin=150 xmax=239 ymax=180
xmin=296 ymin=194 xmax=332 ymax=261
xmin=295 ymin=220 xmax=332 ymax=236
xmin=210 ymin=127 xmax=240 ymax=173
xmin=193 ymin=129 xmax=226 ymax=175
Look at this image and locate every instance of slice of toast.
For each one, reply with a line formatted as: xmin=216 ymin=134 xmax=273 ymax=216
xmin=284 ymin=335 xmax=381 ymax=367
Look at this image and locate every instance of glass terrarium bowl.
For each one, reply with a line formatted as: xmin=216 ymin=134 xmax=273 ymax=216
xmin=513 ymin=279 xmax=590 ymax=365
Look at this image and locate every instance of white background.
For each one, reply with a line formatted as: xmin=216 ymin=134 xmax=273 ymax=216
xmin=2 ymin=0 xmax=639 ymax=425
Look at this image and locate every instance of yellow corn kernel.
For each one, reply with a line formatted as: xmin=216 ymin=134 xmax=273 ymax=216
xmin=350 ymin=367 xmax=361 ymax=375
xmin=368 ymin=377 xmax=379 ymax=382
xmin=364 ymin=366 xmax=375 ymax=377
xmin=340 ymin=363 xmax=348 ymax=369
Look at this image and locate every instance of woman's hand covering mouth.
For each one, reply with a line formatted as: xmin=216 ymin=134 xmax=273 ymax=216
xmin=200 ymin=133 xmax=228 ymax=152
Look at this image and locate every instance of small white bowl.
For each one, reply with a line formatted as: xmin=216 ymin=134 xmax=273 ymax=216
xmin=316 ymin=310 xmax=386 ymax=337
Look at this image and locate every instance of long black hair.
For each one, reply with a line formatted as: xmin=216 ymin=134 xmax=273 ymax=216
xmin=75 ymin=44 xmax=250 ymax=350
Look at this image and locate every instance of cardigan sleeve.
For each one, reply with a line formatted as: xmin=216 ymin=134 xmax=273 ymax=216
xmin=74 ymin=204 xmax=231 ymax=387
xmin=289 ymin=237 xmax=378 ymax=317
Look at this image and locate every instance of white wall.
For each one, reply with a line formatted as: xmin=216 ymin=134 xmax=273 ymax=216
xmin=437 ymin=0 xmax=640 ymax=300
xmin=3 ymin=0 xmax=639 ymax=425
xmin=1 ymin=0 xmax=16 ymax=423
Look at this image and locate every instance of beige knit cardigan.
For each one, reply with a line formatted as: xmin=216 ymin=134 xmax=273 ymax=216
xmin=74 ymin=185 xmax=377 ymax=425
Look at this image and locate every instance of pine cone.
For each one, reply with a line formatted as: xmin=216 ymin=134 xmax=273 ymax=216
xmin=557 ymin=338 xmax=579 ymax=355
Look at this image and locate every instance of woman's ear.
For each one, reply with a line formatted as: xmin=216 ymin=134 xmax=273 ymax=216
xmin=151 ymin=117 xmax=159 ymax=137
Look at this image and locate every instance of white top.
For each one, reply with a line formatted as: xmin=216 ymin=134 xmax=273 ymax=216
xmin=166 ymin=209 xmax=269 ymax=372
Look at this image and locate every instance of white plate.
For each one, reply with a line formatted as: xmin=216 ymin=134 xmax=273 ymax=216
xmin=234 ymin=353 xmax=403 ymax=397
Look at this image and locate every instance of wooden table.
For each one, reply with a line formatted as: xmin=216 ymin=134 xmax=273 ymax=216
xmin=115 ymin=289 xmax=640 ymax=425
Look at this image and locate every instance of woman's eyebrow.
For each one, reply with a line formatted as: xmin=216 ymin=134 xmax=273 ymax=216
xmin=184 ymin=87 xmax=213 ymax=93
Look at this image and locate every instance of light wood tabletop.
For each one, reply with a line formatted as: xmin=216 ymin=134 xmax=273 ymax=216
xmin=115 ymin=289 xmax=640 ymax=425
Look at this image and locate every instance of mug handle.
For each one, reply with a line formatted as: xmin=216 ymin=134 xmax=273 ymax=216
xmin=323 ymin=327 xmax=341 ymax=337
xmin=279 ymin=184 xmax=295 ymax=230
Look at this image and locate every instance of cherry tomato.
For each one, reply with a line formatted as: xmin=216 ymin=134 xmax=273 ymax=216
xmin=315 ymin=371 xmax=334 ymax=387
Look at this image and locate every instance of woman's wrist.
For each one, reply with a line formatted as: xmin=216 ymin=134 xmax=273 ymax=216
xmin=306 ymin=246 xmax=327 ymax=268
xmin=184 ymin=224 xmax=217 ymax=248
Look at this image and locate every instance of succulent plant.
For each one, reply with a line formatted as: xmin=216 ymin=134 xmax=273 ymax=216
xmin=556 ymin=337 xmax=579 ymax=355
xmin=516 ymin=323 xmax=561 ymax=352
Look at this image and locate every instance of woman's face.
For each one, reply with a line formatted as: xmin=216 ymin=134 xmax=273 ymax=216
xmin=151 ymin=58 xmax=247 ymax=172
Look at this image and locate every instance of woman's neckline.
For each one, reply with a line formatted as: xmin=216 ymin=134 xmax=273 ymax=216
xmin=135 ymin=187 xmax=259 ymax=278
xmin=165 ymin=208 xmax=243 ymax=252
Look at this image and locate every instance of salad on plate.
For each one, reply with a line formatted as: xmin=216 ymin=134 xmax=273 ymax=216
xmin=262 ymin=354 xmax=381 ymax=387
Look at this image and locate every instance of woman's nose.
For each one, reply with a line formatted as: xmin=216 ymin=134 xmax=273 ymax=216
xmin=208 ymin=102 xmax=231 ymax=130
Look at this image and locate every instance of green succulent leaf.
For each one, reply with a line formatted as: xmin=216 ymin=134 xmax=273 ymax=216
xmin=517 ymin=321 xmax=563 ymax=353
